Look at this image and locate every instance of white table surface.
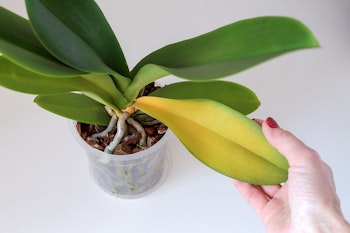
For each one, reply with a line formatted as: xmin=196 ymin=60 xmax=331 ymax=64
xmin=0 ymin=0 xmax=349 ymax=232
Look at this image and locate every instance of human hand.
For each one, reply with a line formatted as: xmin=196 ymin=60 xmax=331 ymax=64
xmin=233 ymin=117 xmax=350 ymax=233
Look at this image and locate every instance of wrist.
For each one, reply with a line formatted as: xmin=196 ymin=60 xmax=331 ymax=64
xmin=328 ymin=214 xmax=350 ymax=233
xmin=302 ymin=207 xmax=350 ymax=233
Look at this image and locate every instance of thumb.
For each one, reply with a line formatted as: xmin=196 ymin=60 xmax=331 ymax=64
xmin=262 ymin=117 xmax=319 ymax=167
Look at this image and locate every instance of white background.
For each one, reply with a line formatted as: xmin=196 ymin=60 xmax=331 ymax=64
xmin=0 ymin=0 xmax=349 ymax=232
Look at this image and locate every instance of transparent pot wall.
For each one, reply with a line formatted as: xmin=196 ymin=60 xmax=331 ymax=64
xmin=70 ymin=121 xmax=171 ymax=198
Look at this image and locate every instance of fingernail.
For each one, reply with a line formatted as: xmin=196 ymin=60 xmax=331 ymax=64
xmin=266 ymin=117 xmax=279 ymax=128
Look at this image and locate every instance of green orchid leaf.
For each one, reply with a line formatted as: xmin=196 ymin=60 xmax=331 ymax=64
xmin=0 ymin=57 xmax=83 ymax=94
xmin=35 ymin=93 xmax=110 ymax=125
xmin=131 ymin=16 xmax=319 ymax=80
xmin=0 ymin=6 xmax=83 ymax=76
xmin=25 ymin=0 xmax=129 ymax=76
xmin=82 ymin=74 xmax=130 ymax=110
xmin=123 ymin=64 xmax=170 ymax=101
xmin=0 ymin=57 xmax=125 ymax=112
xmin=150 ymin=81 xmax=260 ymax=115
xmin=109 ymin=73 xmax=131 ymax=93
xmin=134 ymin=96 xmax=289 ymax=185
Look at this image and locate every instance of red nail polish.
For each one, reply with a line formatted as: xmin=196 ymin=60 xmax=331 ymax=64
xmin=266 ymin=117 xmax=279 ymax=128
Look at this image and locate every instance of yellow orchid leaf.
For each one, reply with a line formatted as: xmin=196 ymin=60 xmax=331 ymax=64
xmin=133 ymin=96 xmax=289 ymax=185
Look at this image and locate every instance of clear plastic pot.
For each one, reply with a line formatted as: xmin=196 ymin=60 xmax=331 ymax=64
xmin=69 ymin=121 xmax=171 ymax=198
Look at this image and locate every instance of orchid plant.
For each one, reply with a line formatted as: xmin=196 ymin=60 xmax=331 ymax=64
xmin=0 ymin=0 xmax=318 ymax=184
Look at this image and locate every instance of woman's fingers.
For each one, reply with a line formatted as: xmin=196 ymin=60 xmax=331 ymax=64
xmin=233 ymin=180 xmax=281 ymax=214
xmin=261 ymin=118 xmax=320 ymax=167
